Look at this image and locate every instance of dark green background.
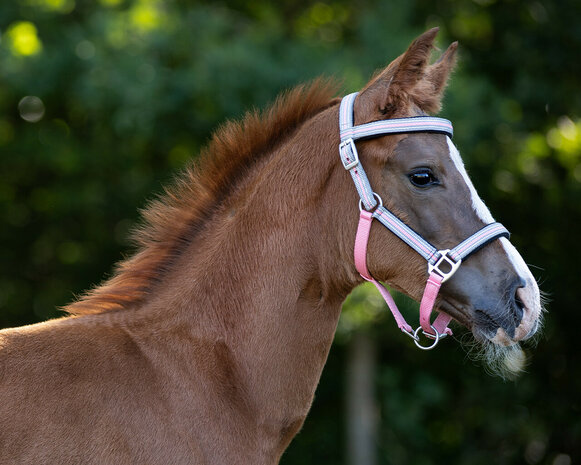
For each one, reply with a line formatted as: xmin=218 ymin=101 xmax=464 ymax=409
xmin=1 ymin=1 xmax=579 ymax=464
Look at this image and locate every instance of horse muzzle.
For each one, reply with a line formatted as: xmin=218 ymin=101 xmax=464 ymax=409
xmin=473 ymin=278 xmax=542 ymax=346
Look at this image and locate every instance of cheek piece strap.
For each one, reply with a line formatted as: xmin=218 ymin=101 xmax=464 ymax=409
xmin=339 ymin=92 xmax=510 ymax=350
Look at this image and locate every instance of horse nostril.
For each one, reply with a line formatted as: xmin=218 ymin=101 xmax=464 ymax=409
xmin=512 ymin=283 xmax=525 ymax=326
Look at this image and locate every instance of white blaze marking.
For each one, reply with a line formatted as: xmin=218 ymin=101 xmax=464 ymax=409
xmin=446 ymin=137 xmax=541 ymax=332
xmin=446 ymin=137 xmax=495 ymax=223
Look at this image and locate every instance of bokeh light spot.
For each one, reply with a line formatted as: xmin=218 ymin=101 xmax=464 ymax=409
xmin=75 ymin=40 xmax=96 ymax=60
xmin=6 ymin=21 xmax=43 ymax=56
xmin=18 ymin=96 xmax=45 ymax=123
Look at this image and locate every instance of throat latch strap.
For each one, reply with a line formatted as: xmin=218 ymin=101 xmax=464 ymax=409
xmin=355 ymin=210 xmax=413 ymax=334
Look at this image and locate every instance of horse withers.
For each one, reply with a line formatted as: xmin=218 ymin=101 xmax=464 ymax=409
xmin=0 ymin=29 xmax=542 ymax=464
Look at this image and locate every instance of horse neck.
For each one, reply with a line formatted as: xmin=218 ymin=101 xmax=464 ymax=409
xmin=138 ymin=104 xmax=354 ymax=448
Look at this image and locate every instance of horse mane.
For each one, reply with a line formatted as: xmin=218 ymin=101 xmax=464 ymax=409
xmin=65 ymin=78 xmax=341 ymax=315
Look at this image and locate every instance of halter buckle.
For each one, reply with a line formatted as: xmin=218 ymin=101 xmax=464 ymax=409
xmin=428 ymin=249 xmax=461 ymax=283
xmin=339 ymin=138 xmax=359 ymax=170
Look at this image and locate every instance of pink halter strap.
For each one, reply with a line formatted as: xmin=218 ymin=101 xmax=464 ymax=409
xmin=340 ymin=92 xmax=510 ymax=350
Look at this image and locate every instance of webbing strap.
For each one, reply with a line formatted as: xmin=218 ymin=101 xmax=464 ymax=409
xmin=373 ymin=206 xmax=439 ymax=264
xmin=339 ymin=92 xmax=454 ymax=141
xmin=374 ymin=206 xmax=510 ymax=266
xmin=419 ymin=273 xmax=453 ymax=336
xmin=450 ymin=223 xmax=510 ymax=261
xmin=355 ymin=210 xmax=413 ymax=333
xmin=339 ymin=92 xmax=357 ymax=131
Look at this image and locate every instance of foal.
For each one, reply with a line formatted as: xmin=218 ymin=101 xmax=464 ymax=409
xmin=0 ymin=29 xmax=541 ymax=464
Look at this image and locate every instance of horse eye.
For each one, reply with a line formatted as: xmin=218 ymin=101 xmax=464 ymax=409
xmin=408 ymin=169 xmax=438 ymax=188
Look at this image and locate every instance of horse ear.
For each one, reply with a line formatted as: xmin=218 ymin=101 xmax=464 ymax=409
xmin=386 ymin=27 xmax=440 ymax=100
xmin=409 ymin=40 xmax=458 ymax=113
xmin=355 ymin=28 xmax=457 ymax=119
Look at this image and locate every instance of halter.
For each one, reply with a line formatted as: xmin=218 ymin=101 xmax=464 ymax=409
xmin=339 ymin=92 xmax=509 ymax=349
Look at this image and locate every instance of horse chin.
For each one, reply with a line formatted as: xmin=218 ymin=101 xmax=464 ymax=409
xmin=469 ymin=322 xmax=539 ymax=380
xmin=475 ymin=336 xmax=528 ymax=380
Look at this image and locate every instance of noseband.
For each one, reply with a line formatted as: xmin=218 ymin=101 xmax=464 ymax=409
xmin=339 ymin=92 xmax=509 ymax=349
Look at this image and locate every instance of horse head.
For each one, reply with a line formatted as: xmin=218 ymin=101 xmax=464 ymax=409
xmin=339 ymin=28 xmax=542 ymax=376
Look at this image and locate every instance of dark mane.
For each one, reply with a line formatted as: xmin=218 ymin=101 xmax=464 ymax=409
xmin=66 ymin=78 xmax=340 ymax=315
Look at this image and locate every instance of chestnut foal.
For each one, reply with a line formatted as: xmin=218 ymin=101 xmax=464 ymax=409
xmin=0 ymin=29 xmax=541 ymax=464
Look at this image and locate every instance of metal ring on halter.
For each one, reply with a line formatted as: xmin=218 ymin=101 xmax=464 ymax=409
xmin=413 ymin=325 xmax=441 ymax=350
xmin=359 ymin=192 xmax=383 ymax=212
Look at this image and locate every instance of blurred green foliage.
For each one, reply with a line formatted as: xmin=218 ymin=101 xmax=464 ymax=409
xmin=1 ymin=1 xmax=580 ymax=464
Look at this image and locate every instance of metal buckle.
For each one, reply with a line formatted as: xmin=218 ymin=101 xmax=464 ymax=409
xmin=413 ymin=325 xmax=446 ymax=350
xmin=339 ymin=138 xmax=359 ymax=170
xmin=428 ymin=249 xmax=461 ymax=283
